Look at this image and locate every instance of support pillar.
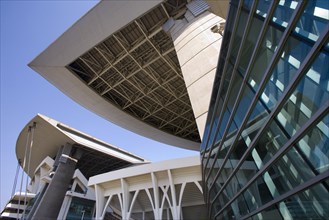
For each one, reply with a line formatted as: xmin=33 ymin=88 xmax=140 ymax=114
xmin=30 ymin=144 xmax=83 ymax=219
xmin=167 ymin=169 xmax=179 ymax=219
xmin=120 ymin=178 xmax=129 ymax=220
xmin=151 ymin=172 xmax=161 ymax=220
xmin=165 ymin=6 xmax=225 ymax=139
xmin=95 ymin=185 xmax=105 ymax=219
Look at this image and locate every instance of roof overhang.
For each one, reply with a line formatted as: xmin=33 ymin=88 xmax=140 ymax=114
xmin=29 ymin=0 xmax=202 ymax=151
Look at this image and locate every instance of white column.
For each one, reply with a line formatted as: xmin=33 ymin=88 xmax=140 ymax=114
xmin=57 ymin=195 xmax=72 ymax=220
xmin=151 ymin=172 xmax=161 ymax=220
xmin=167 ymin=169 xmax=179 ymax=219
xmin=120 ymin=178 xmax=129 ymax=220
xmin=95 ymin=185 xmax=105 ymax=219
xmin=167 ymin=10 xmax=224 ymax=138
xmin=38 ymin=165 xmax=50 ymax=193
xmin=177 ymin=182 xmax=186 ymax=219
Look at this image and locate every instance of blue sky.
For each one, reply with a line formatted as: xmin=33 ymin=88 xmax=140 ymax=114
xmin=0 ymin=1 xmax=197 ymax=210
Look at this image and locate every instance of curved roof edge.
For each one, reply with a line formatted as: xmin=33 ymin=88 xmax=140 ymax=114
xmin=89 ymin=155 xmax=201 ymax=186
xmin=16 ymin=114 xmax=148 ymax=177
xmin=28 ymin=0 xmax=200 ymax=151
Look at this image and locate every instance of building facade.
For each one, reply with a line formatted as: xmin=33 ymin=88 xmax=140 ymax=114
xmin=7 ymin=1 xmax=229 ymax=219
xmin=201 ymin=0 xmax=329 ymax=219
xmin=2 ymin=115 xmax=207 ymax=219
xmin=1 ymin=114 xmax=147 ymax=220
xmin=5 ymin=0 xmax=327 ymax=219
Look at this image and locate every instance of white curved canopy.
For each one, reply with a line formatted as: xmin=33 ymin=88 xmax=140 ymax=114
xmin=16 ymin=114 xmax=147 ymax=178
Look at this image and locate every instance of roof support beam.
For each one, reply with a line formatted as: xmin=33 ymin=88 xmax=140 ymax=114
xmin=135 ymin=20 xmax=181 ymax=78
xmin=112 ymin=33 xmax=182 ymax=114
xmin=161 ymin=3 xmax=170 ymax=18
xmin=79 ymin=57 xmax=99 ymax=78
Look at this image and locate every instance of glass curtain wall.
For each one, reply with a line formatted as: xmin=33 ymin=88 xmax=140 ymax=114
xmin=66 ymin=197 xmax=95 ymax=220
xmin=201 ymin=0 xmax=329 ymax=219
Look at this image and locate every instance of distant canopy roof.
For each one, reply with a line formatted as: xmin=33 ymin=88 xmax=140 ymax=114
xmin=16 ymin=114 xmax=147 ymax=178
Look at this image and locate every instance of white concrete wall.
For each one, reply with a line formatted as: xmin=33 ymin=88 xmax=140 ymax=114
xmin=169 ymin=10 xmax=224 ymax=139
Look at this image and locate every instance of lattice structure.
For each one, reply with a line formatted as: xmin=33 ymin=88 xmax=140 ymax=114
xmin=67 ymin=1 xmax=200 ymax=142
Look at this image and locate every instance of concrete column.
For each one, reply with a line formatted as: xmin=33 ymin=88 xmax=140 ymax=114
xmin=151 ymin=172 xmax=161 ymax=220
xmin=95 ymin=184 xmax=106 ymax=219
xmin=31 ymin=144 xmax=83 ymax=219
xmin=166 ymin=10 xmax=225 ymax=139
xmin=120 ymin=178 xmax=129 ymax=220
xmin=53 ymin=145 xmax=64 ymax=171
xmin=167 ymin=169 xmax=178 ymax=219
xmin=57 ymin=195 xmax=72 ymax=219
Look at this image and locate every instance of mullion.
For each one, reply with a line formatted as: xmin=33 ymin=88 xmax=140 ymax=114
xmin=200 ymin=0 xmax=237 ymax=160
xmin=205 ymin=0 xmax=268 ymax=186
xmin=205 ymin=2 xmax=247 ymax=214
xmin=213 ymin=16 xmax=328 ymax=218
xmin=202 ymin=0 xmax=244 ymax=156
xmin=201 ymin=9 xmax=238 ymax=202
xmin=202 ymin=0 xmax=245 ymax=187
xmin=215 ymin=98 xmax=329 ymax=218
xmin=207 ymin=0 xmax=279 ymax=193
xmin=210 ymin=0 xmax=308 ymax=210
xmin=241 ymin=170 xmax=329 ymax=220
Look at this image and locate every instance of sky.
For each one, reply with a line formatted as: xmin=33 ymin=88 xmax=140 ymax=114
xmin=0 ymin=0 xmax=198 ymax=210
